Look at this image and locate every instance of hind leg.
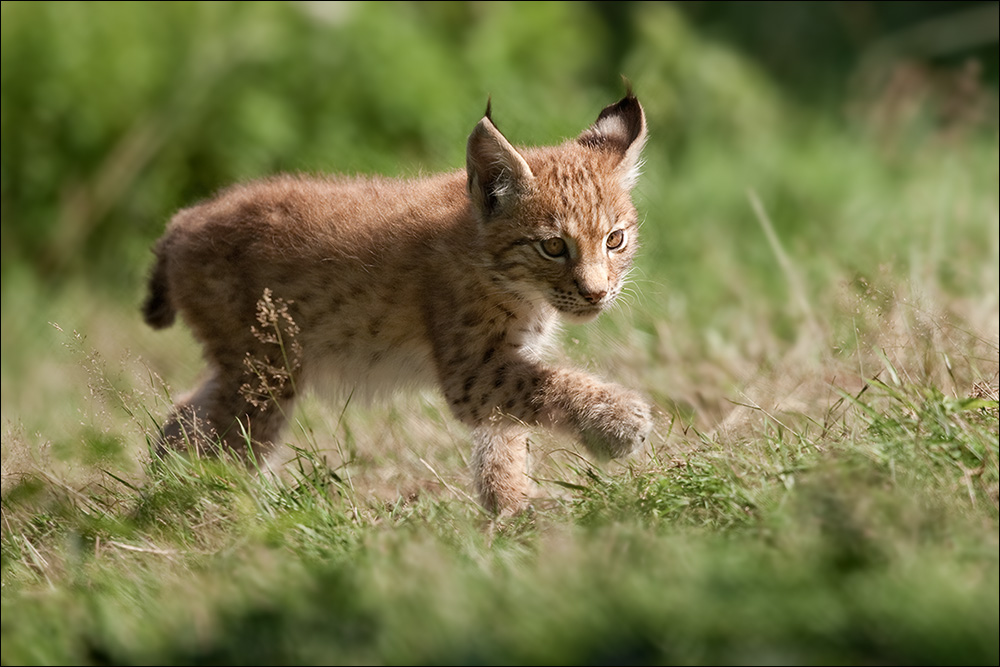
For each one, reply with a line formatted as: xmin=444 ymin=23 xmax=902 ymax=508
xmin=157 ymin=358 xmax=298 ymax=463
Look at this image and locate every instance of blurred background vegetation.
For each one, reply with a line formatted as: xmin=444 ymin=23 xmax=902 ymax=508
xmin=2 ymin=0 xmax=996 ymax=293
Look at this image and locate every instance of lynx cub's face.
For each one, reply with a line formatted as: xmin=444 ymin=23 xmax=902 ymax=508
xmin=481 ymin=161 xmax=640 ymax=323
xmin=467 ymin=97 xmax=646 ymax=323
xmin=144 ymin=91 xmax=652 ymax=516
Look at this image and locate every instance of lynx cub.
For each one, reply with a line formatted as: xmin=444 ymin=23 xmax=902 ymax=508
xmin=143 ymin=92 xmax=653 ymax=515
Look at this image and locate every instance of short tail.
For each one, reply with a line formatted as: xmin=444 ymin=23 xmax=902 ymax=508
xmin=142 ymin=243 xmax=176 ymax=329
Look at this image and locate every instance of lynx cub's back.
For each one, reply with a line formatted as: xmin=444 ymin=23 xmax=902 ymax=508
xmin=144 ymin=92 xmax=653 ymax=514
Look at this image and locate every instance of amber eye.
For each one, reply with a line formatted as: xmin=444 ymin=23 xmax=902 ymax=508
xmin=539 ymin=237 xmax=567 ymax=258
xmin=606 ymin=229 xmax=626 ymax=250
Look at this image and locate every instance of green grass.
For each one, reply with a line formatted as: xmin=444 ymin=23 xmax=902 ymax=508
xmin=2 ymin=2 xmax=998 ymax=665
xmin=2 ymin=373 xmax=996 ymax=664
xmin=3 ymin=175 xmax=997 ymax=664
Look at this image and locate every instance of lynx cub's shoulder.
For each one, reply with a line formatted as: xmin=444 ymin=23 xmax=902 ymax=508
xmin=144 ymin=92 xmax=653 ymax=515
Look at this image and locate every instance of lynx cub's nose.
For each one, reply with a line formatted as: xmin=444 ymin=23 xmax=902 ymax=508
xmin=578 ymin=284 xmax=607 ymax=304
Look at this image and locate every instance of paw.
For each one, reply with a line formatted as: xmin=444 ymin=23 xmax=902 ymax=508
xmin=576 ymin=386 xmax=653 ymax=460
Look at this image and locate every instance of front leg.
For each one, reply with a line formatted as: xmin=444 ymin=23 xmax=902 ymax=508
xmin=535 ymin=366 xmax=654 ymax=460
xmin=441 ymin=353 xmax=653 ymax=467
xmin=471 ymin=422 xmax=532 ymax=516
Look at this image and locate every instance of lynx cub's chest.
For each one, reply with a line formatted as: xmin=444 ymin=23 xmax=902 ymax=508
xmin=144 ymin=91 xmax=653 ymax=515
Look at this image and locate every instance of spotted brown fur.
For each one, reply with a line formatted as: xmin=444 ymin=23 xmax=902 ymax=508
xmin=144 ymin=91 xmax=653 ymax=515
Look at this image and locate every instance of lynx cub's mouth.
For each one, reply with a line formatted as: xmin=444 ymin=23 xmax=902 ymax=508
xmin=143 ymin=87 xmax=652 ymax=516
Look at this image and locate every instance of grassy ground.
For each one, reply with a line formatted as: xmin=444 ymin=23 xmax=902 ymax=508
xmin=3 ymin=127 xmax=997 ymax=664
xmin=2 ymin=7 xmax=998 ymax=661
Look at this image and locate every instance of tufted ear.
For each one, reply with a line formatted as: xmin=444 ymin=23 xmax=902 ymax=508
xmin=577 ymin=91 xmax=647 ymax=190
xmin=466 ymin=99 xmax=534 ymax=219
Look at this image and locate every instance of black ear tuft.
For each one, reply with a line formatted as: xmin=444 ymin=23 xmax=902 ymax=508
xmin=620 ymin=74 xmax=635 ymax=100
xmin=484 ymin=96 xmax=493 ymax=123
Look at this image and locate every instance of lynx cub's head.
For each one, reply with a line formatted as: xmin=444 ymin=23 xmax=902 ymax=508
xmin=466 ymin=93 xmax=647 ymax=323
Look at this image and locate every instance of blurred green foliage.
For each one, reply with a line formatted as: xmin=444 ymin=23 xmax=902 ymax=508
xmin=675 ymin=1 xmax=1000 ymax=95
xmin=1 ymin=0 xmax=996 ymax=301
xmin=0 ymin=1 xmax=628 ymax=287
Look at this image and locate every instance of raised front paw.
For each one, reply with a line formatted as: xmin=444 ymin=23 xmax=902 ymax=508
xmin=575 ymin=385 xmax=653 ymax=460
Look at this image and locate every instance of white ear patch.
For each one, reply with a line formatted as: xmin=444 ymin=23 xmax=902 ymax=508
xmin=593 ymin=115 xmax=628 ymax=142
xmin=577 ymin=94 xmax=647 ymax=192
